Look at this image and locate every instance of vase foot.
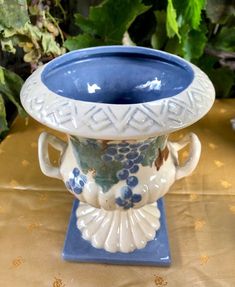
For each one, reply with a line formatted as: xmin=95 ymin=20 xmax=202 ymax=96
xmin=62 ymin=199 xmax=171 ymax=266
xmin=76 ymin=202 xmax=161 ymax=253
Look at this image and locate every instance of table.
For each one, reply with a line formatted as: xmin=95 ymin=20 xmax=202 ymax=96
xmin=0 ymin=100 xmax=235 ymax=287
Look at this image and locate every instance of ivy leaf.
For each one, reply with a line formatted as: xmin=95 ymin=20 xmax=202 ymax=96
xmin=164 ymin=37 xmax=182 ymax=55
xmin=166 ymin=0 xmax=180 ymax=39
xmin=181 ymin=27 xmax=207 ymax=60
xmin=0 ymin=38 xmax=16 ymax=53
xmin=151 ymin=11 xmax=167 ymax=49
xmin=183 ymin=0 xmax=205 ymax=30
xmin=0 ymin=66 xmax=25 ymax=116
xmin=0 ymin=94 xmax=8 ymax=137
xmin=0 ymin=68 xmax=5 ymax=85
xmin=64 ymin=0 xmax=150 ymax=50
xmin=64 ymin=34 xmax=103 ymax=50
xmin=0 ymin=0 xmax=29 ymax=29
xmin=173 ymin=0 xmax=205 ymax=30
xmin=212 ymin=27 xmax=235 ymax=52
xmin=41 ymin=32 xmax=62 ymax=55
xmin=74 ymin=14 xmax=97 ymax=36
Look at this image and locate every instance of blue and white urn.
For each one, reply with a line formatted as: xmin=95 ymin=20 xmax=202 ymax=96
xmin=20 ymin=46 xmax=215 ymax=253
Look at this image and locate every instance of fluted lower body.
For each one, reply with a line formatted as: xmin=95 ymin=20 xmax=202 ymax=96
xmin=76 ymin=203 xmax=161 ymax=253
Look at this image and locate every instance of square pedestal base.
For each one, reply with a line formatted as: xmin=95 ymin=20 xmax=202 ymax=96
xmin=62 ymin=199 xmax=171 ymax=266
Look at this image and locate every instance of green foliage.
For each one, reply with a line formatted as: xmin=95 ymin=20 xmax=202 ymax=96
xmin=173 ymin=0 xmax=205 ymax=30
xmin=0 ymin=66 xmax=25 ymax=137
xmin=71 ymin=138 xmax=123 ymax=192
xmin=206 ymin=0 xmax=235 ymax=24
xmin=0 ymin=0 xmax=234 ymax=139
xmin=151 ymin=11 xmax=167 ymax=50
xmin=0 ymin=94 xmax=8 ymax=136
xmin=150 ymin=0 xmax=234 ymax=98
xmin=209 ymin=67 xmax=234 ymax=98
xmin=182 ymin=25 xmax=207 ymax=60
xmin=166 ymin=0 xmax=180 ymax=39
xmin=64 ymin=0 xmax=150 ymax=50
xmin=152 ymin=0 xmax=206 ymax=60
xmin=0 ymin=0 xmax=29 ymax=29
xmin=211 ymin=27 xmax=235 ymax=52
xmin=0 ymin=0 xmax=65 ymax=139
xmin=2 ymin=22 xmax=64 ymax=63
xmin=0 ymin=3 xmax=65 ymax=63
xmin=142 ymin=136 xmax=166 ymax=167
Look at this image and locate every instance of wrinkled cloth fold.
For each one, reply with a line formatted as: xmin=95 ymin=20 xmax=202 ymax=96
xmin=0 ymin=99 xmax=234 ymax=287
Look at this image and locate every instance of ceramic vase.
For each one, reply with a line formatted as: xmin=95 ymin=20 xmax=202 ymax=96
xmin=20 ymin=46 xmax=215 ymax=254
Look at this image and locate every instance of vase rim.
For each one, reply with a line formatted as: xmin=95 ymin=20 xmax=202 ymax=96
xmin=20 ymin=46 xmax=215 ymax=140
xmin=41 ymin=45 xmax=194 ymax=105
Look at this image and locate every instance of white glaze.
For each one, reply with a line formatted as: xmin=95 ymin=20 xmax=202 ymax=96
xmin=20 ymin=47 xmax=215 ymax=253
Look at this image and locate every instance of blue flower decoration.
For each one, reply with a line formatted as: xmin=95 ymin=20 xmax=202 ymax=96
xmin=115 ymin=186 xmax=142 ymax=209
xmin=66 ymin=167 xmax=87 ymax=195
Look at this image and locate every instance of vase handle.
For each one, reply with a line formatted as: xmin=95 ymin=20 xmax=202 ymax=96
xmin=170 ymin=133 xmax=201 ymax=180
xmin=38 ymin=132 xmax=67 ymax=180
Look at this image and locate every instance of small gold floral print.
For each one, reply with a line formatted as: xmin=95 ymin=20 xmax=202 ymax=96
xmin=0 ymin=205 xmax=6 ymax=214
xmin=200 ymin=255 xmax=209 ymax=265
xmin=220 ymin=180 xmax=232 ymax=189
xmin=189 ymin=193 xmax=199 ymax=201
xmin=214 ymin=160 xmax=224 ymax=167
xmin=11 ymin=256 xmax=25 ymax=268
xmin=0 ymin=148 xmax=4 ymax=154
xmin=229 ymin=205 xmax=235 ymax=214
xmin=39 ymin=193 xmax=48 ymax=202
xmin=31 ymin=142 xmax=37 ymax=148
xmin=52 ymin=277 xmax=65 ymax=287
xmin=27 ymin=222 xmax=42 ymax=232
xmin=208 ymin=143 xmax=218 ymax=150
xmin=10 ymin=179 xmax=19 ymax=188
xmin=194 ymin=219 xmax=206 ymax=231
xmin=154 ymin=275 xmax=168 ymax=286
xmin=22 ymin=159 xmax=30 ymax=167
xmin=219 ymin=108 xmax=227 ymax=113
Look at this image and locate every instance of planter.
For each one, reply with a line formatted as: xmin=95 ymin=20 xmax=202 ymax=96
xmin=20 ymin=46 xmax=215 ymax=264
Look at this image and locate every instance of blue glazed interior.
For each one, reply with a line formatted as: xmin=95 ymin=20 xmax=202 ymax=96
xmin=41 ymin=46 xmax=194 ymax=104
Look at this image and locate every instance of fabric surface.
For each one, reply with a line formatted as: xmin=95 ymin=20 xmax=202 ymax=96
xmin=0 ymin=99 xmax=234 ymax=287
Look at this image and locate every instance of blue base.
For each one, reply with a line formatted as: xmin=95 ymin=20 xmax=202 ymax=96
xmin=62 ymin=199 xmax=171 ymax=266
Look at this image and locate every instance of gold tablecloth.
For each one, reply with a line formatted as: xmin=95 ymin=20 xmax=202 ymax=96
xmin=0 ymin=100 xmax=235 ymax=287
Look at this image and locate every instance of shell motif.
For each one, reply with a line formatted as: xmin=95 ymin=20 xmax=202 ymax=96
xmin=76 ymin=202 xmax=161 ymax=253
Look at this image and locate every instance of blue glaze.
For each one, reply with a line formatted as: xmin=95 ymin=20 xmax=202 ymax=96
xmin=116 ymin=169 xmax=129 ymax=180
xmin=66 ymin=168 xmax=87 ymax=195
xmin=126 ymin=176 xmax=138 ymax=187
xmin=62 ymin=199 xmax=171 ymax=266
xmin=41 ymin=46 xmax=194 ymax=105
xmin=115 ymin=186 xmax=142 ymax=209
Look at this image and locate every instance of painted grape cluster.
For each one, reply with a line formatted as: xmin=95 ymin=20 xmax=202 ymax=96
xmin=102 ymin=141 xmax=151 ymax=209
xmin=115 ymin=186 xmax=142 ymax=209
xmin=66 ymin=167 xmax=87 ymax=195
